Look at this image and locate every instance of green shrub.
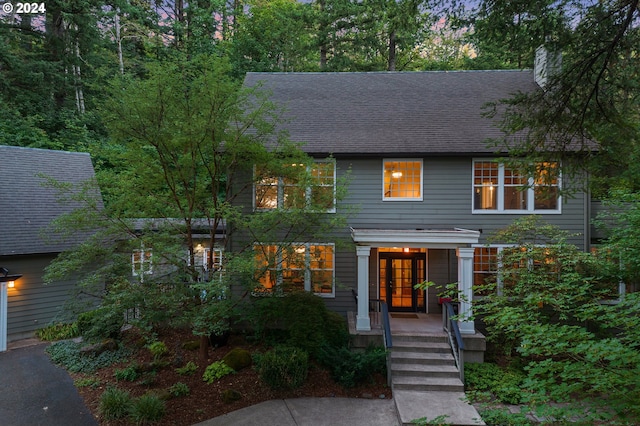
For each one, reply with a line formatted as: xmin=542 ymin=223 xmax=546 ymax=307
xmin=168 ymin=382 xmax=190 ymax=397
xmin=129 ymin=393 xmax=165 ymax=423
xmin=77 ymin=307 xmax=123 ymax=342
xmin=147 ymin=341 xmax=168 ymax=360
xmin=479 ymin=408 xmax=534 ymax=426
xmin=257 ymin=346 xmax=308 ymax=390
xmin=202 ymin=361 xmax=235 ymax=384
xmin=221 ymin=389 xmax=242 ymax=403
xmin=74 ymin=377 xmax=101 ymax=388
xmin=316 ymin=344 xmax=387 ymax=388
xmin=46 ymin=340 xmax=132 ymax=373
xmin=465 ymin=363 xmax=528 ymax=405
xmin=222 ymin=348 xmax=252 ymax=371
xmin=99 ymin=386 xmax=132 ymax=420
xmin=175 ymin=361 xmax=198 ymax=375
xmin=114 ymin=364 xmax=140 ymax=382
xmin=36 ymin=322 xmax=80 ymax=341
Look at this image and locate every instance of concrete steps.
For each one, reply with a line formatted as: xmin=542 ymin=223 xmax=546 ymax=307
xmin=390 ymin=333 xmax=484 ymax=425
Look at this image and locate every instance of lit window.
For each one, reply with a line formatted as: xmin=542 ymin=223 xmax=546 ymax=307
xmin=383 ymin=160 xmax=422 ymax=200
xmin=132 ymin=247 xmax=152 ymax=282
xmin=473 ymin=160 xmax=560 ymax=213
xmin=255 ymin=161 xmax=336 ymax=212
xmin=254 ymin=243 xmax=335 ymax=297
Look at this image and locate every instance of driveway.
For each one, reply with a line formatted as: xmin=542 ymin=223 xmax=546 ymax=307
xmin=0 ymin=340 xmax=97 ymax=426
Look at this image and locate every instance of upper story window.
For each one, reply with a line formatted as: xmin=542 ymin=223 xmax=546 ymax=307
xmin=254 ymin=243 xmax=335 ymax=297
xmin=473 ymin=160 xmax=560 ymax=213
xmin=255 ymin=161 xmax=336 ymax=212
xmin=383 ymin=159 xmax=423 ymax=201
xmin=132 ymin=247 xmax=152 ymax=282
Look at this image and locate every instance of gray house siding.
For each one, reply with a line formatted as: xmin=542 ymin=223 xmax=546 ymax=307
xmin=337 ymin=156 xmax=589 ymax=249
xmin=1 ymin=254 xmax=79 ymax=341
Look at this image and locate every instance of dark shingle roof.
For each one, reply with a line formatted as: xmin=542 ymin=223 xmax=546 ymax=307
xmin=243 ymin=70 xmax=537 ymax=156
xmin=0 ymin=146 xmax=101 ymax=256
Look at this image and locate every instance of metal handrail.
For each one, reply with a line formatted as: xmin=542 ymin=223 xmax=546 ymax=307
xmin=442 ymin=301 xmax=465 ymax=382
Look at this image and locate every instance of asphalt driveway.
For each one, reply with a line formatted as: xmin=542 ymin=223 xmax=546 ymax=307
xmin=0 ymin=340 xmax=97 ymax=426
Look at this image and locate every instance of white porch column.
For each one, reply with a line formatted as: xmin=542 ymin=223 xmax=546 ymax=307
xmin=456 ymin=247 xmax=475 ymax=334
xmin=1 ymin=281 xmax=8 ymax=352
xmin=356 ymin=245 xmax=371 ymax=331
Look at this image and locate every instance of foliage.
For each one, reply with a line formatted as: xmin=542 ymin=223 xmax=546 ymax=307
xmin=147 ymin=341 xmax=169 ymax=360
xmin=476 ymin=216 xmax=640 ymax=421
xmin=315 ymin=344 xmax=387 ymax=388
xmin=46 ymin=340 xmax=132 ymax=374
xmin=410 ymin=414 xmax=450 ymax=425
xmin=77 ymin=307 xmax=124 ymax=343
xmin=477 ymin=408 xmax=533 ymax=426
xmin=129 ymin=393 xmax=166 ymax=424
xmin=98 ymin=386 xmax=132 ymax=420
xmin=248 ymin=292 xmax=349 ymax=357
xmin=74 ymin=377 xmax=101 ymax=389
xmin=256 ymin=346 xmax=309 ymax=390
xmin=175 ymin=361 xmax=198 ymax=376
xmin=35 ymin=323 xmax=80 ymax=341
xmin=114 ymin=364 xmax=140 ymax=382
xmin=168 ymin=382 xmax=190 ymax=397
xmin=202 ymin=361 xmax=235 ymax=384
xmin=221 ymin=348 xmax=253 ymax=372
xmin=464 ymin=363 xmax=527 ymax=405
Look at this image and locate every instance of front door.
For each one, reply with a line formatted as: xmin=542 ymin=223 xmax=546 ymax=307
xmin=379 ymin=252 xmax=426 ymax=312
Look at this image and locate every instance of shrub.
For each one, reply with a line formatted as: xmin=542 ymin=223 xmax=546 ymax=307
xmin=257 ymin=346 xmax=308 ymax=390
xmin=479 ymin=408 xmax=534 ymax=426
xmin=221 ymin=389 xmax=242 ymax=403
xmin=77 ymin=307 xmax=123 ymax=342
xmin=36 ymin=322 xmax=80 ymax=341
xmin=129 ymin=393 xmax=165 ymax=423
xmin=147 ymin=341 xmax=168 ymax=360
xmin=202 ymin=361 xmax=235 ymax=384
xmin=74 ymin=377 xmax=101 ymax=388
xmin=175 ymin=361 xmax=198 ymax=376
xmin=316 ymin=344 xmax=387 ymax=388
xmin=99 ymin=386 xmax=132 ymax=420
xmin=222 ymin=348 xmax=252 ymax=371
xmin=465 ymin=362 xmax=527 ymax=405
xmin=114 ymin=364 xmax=140 ymax=382
xmin=168 ymin=382 xmax=190 ymax=397
xmin=46 ymin=340 xmax=132 ymax=373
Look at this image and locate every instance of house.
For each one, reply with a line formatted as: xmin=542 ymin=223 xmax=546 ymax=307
xmin=0 ymin=145 xmax=101 ymax=351
xmin=239 ymin=68 xmax=595 ymax=350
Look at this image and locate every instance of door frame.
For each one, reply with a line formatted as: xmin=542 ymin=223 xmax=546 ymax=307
xmin=379 ymin=252 xmax=426 ymax=312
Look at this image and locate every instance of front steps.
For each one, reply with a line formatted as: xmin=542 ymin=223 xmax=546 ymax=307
xmin=390 ymin=334 xmax=485 ymax=426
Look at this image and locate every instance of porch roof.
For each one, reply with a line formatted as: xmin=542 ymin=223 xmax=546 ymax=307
xmin=350 ymin=227 xmax=480 ymax=248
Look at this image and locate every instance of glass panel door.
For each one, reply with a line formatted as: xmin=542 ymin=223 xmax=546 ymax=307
xmin=379 ymin=253 xmax=426 ymax=312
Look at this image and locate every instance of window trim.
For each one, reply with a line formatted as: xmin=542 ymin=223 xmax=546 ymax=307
xmin=254 ymin=242 xmax=335 ymax=298
xmin=471 ymin=159 xmax=561 ymax=214
xmin=253 ymin=160 xmax=337 ymax=213
xmin=132 ymin=246 xmax=153 ymax=282
xmin=382 ymin=158 xmax=424 ymax=201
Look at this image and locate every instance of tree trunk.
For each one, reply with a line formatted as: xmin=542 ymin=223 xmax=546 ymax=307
xmin=115 ymin=10 xmax=124 ymax=75
xmin=388 ymin=30 xmax=396 ymax=71
xmin=199 ymin=335 xmax=209 ymax=362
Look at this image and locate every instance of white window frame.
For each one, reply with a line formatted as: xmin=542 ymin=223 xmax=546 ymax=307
xmin=132 ymin=246 xmax=153 ymax=282
xmin=472 ymin=159 xmax=561 ymax=214
xmin=254 ymin=242 xmax=335 ymax=298
xmin=254 ymin=160 xmax=336 ymax=213
xmin=382 ymin=158 xmax=423 ymax=201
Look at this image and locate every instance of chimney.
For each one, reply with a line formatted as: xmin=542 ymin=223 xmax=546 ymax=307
xmin=534 ymin=44 xmax=562 ymax=89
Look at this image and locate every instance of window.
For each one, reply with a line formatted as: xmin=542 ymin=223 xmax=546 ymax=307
xmin=255 ymin=161 xmax=336 ymax=212
xmin=383 ymin=159 xmax=423 ymax=200
xmin=254 ymin=243 xmax=335 ymax=297
xmin=473 ymin=160 xmax=560 ymax=213
xmin=132 ymin=247 xmax=152 ymax=282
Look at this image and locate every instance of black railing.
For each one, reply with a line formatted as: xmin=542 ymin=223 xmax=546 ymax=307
xmin=442 ymin=301 xmax=465 ymax=382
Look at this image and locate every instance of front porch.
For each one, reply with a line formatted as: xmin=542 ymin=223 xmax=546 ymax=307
xmin=347 ymin=311 xmax=486 ymax=363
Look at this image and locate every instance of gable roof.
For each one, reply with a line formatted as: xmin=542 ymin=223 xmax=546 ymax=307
xmin=243 ymin=70 xmax=537 ymax=156
xmin=0 ymin=146 xmax=101 ymax=256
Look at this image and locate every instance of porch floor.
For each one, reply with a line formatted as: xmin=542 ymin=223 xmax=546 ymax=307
xmin=348 ymin=311 xmax=446 ymax=342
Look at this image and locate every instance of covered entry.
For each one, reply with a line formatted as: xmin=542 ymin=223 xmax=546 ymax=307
xmin=351 ymin=228 xmax=480 ymax=334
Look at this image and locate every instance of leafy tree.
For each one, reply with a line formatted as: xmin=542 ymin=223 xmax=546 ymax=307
xmin=45 ymin=54 xmax=350 ymax=360
xmin=476 ymin=216 xmax=640 ymax=422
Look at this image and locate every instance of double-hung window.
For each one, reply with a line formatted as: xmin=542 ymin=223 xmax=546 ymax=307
xmin=132 ymin=246 xmax=153 ymax=282
xmin=254 ymin=243 xmax=335 ymax=297
xmin=383 ymin=159 xmax=423 ymax=200
xmin=473 ymin=160 xmax=560 ymax=213
xmin=255 ymin=161 xmax=336 ymax=212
